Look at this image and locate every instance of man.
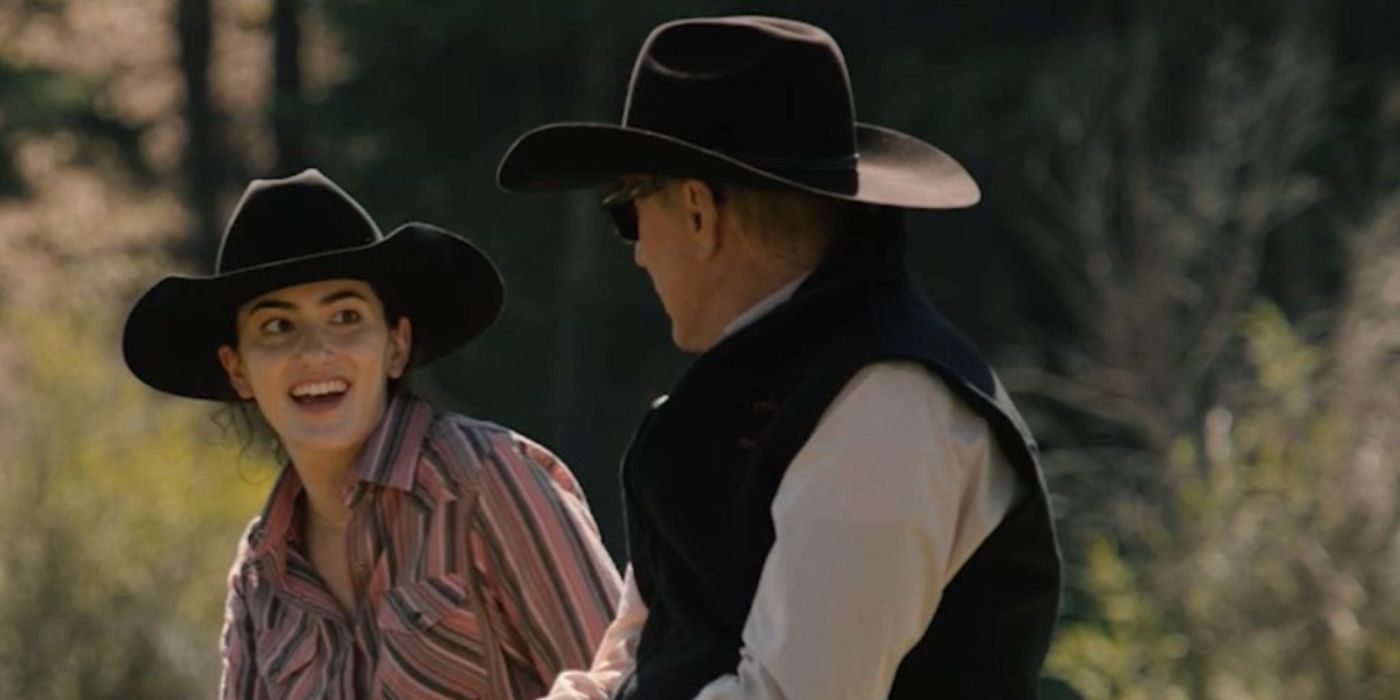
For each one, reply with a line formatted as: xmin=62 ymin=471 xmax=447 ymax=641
xmin=498 ymin=16 xmax=1060 ymax=700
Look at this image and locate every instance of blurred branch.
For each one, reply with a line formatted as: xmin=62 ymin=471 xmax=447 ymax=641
xmin=1001 ymin=365 xmax=1175 ymax=450
xmin=1010 ymin=30 xmax=1330 ymax=455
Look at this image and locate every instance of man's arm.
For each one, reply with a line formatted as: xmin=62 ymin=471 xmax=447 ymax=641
xmin=694 ymin=361 xmax=1024 ymax=700
xmin=542 ymin=565 xmax=649 ymax=700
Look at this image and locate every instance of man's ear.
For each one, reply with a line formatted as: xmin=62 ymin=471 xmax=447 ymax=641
xmin=216 ymin=345 xmax=256 ymax=400
xmin=386 ymin=316 xmax=413 ymax=379
xmin=680 ymin=179 xmax=722 ymax=259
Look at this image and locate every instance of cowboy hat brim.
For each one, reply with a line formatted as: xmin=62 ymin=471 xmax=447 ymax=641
xmin=496 ymin=122 xmax=980 ymax=209
xmin=122 ymin=223 xmax=503 ymax=401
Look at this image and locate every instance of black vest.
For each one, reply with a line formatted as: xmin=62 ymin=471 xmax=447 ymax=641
xmin=616 ymin=234 xmax=1061 ymax=700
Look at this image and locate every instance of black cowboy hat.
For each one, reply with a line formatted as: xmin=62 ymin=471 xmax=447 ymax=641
xmin=497 ymin=15 xmax=980 ymax=209
xmin=123 ymin=169 xmax=503 ymax=401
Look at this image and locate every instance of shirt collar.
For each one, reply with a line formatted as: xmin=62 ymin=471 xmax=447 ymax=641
xmin=248 ymin=392 xmax=433 ymax=559
xmin=249 ymin=466 xmax=302 ymax=560
xmin=350 ymin=391 xmax=434 ymax=493
xmin=721 ymin=271 xmax=812 ymax=338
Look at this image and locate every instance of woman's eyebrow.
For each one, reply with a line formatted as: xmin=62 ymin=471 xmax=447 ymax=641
xmin=247 ymin=298 xmax=294 ymax=313
xmin=245 ymin=288 xmax=366 ymax=315
xmin=320 ymin=289 xmax=368 ymax=306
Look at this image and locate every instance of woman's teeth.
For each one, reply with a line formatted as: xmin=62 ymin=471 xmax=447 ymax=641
xmin=291 ymin=379 xmax=348 ymax=398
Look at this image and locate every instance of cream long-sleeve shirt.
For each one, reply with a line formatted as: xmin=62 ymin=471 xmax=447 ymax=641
xmin=543 ymin=280 xmax=1023 ymax=700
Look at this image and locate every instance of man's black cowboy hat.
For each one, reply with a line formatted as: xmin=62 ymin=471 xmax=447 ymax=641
xmin=123 ymin=169 xmax=504 ymax=401
xmin=497 ymin=15 xmax=980 ymax=209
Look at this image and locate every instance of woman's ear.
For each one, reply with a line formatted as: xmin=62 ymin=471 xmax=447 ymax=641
xmin=386 ymin=317 xmax=413 ymax=379
xmin=216 ymin=345 xmax=256 ymax=400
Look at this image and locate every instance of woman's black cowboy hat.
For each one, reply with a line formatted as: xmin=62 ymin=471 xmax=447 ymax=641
xmin=123 ymin=169 xmax=504 ymax=401
xmin=497 ymin=15 xmax=980 ymax=209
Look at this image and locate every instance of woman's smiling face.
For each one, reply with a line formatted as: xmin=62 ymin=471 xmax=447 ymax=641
xmin=217 ymin=278 xmax=411 ymax=468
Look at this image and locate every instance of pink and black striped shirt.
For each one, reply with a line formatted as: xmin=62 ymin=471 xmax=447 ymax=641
xmin=219 ymin=394 xmax=622 ymax=699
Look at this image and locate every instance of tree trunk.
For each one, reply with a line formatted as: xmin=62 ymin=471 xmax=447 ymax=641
xmin=551 ymin=34 xmax=612 ymax=450
xmin=272 ymin=0 xmax=307 ymax=173
xmin=176 ymin=0 xmax=220 ymax=266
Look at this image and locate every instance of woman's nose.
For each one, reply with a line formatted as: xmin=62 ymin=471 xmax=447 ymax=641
xmin=297 ymin=324 xmax=332 ymax=357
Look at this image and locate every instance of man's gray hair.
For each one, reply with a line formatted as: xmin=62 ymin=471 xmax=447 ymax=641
xmin=721 ymin=184 xmax=855 ymax=267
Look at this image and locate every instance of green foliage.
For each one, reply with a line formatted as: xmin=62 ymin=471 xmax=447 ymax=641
xmin=1046 ymin=302 xmax=1399 ymax=699
xmin=0 ymin=303 xmax=267 ymax=697
xmin=1048 ymin=538 xmax=1193 ymax=700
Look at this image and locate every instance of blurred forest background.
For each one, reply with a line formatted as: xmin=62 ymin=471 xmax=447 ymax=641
xmin=0 ymin=0 xmax=1396 ymax=698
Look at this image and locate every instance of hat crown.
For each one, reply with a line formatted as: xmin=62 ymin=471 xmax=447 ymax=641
xmin=622 ymin=16 xmax=859 ymax=171
xmin=215 ymin=169 xmax=382 ymax=274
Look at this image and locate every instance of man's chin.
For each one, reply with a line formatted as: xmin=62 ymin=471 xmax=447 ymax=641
xmin=671 ymin=327 xmax=710 ymax=355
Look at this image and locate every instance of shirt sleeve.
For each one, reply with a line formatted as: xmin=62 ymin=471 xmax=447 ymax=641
xmin=474 ymin=432 xmax=624 ymax=690
xmin=543 ymin=564 xmax=650 ymax=699
xmin=693 ymin=361 xmax=1024 ymax=700
xmin=219 ymin=536 xmax=269 ymax=700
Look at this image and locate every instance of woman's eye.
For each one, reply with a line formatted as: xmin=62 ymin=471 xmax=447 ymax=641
xmin=259 ymin=317 xmax=292 ymax=335
xmin=332 ymin=309 xmax=362 ymax=324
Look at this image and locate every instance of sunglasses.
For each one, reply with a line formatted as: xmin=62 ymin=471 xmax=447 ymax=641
xmin=599 ymin=178 xmax=669 ymax=242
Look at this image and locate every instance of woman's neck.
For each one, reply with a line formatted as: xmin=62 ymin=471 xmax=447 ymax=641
xmin=288 ymin=446 xmax=359 ymax=526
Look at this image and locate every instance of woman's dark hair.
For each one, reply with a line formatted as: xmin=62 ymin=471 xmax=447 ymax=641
xmin=215 ymin=400 xmax=285 ymax=470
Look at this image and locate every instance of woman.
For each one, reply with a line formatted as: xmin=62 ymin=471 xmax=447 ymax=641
xmin=122 ymin=170 xmax=621 ymax=699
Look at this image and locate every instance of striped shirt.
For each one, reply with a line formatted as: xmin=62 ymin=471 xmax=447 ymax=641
xmin=219 ymin=393 xmax=622 ymax=699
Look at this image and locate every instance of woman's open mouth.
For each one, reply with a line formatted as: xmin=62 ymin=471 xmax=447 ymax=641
xmin=289 ymin=378 xmax=350 ymax=411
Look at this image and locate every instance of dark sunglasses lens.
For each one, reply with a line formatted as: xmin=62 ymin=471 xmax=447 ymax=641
xmin=605 ymin=203 xmax=638 ymax=242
